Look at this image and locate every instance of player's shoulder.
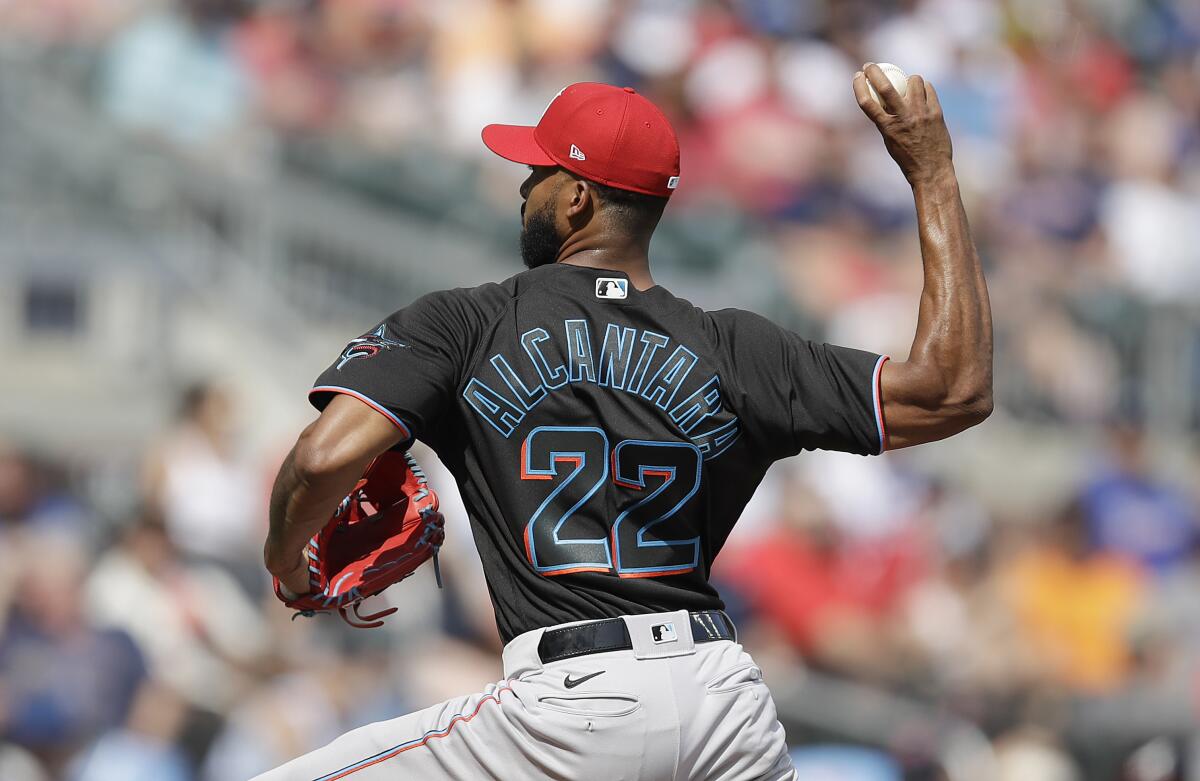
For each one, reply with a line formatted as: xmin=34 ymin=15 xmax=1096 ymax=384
xmin=396 ymin=269 xmax=574 ymax=342
xmin=704 ymin=306 xmax=773 ymax=327
xmin=701 ymin=306 xmax=788 ymax=342
xmin=421 ymin=266 xmax=563 ymax=309
xmin=397 ymin=266 xmax=610 ymax=339
xmin=499 ymin=263 xmax=603 ymax=298
xmin=403 ymin=278 xmax=513 ymax=324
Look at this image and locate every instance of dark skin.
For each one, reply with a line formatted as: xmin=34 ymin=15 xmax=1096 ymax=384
xmin=852 ymin=63 xmax=994 ymax=447
xmin=518 ymin=164 xmax=662 ymax=288
xmin=266 ymin=65 xmax=993 ymax=593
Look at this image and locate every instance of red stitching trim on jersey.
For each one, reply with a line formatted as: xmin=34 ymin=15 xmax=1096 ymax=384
xmin=309 ymin=387 xmax=413 ymax=441
xmin=872 ymin=356 xmax=890 ymax=454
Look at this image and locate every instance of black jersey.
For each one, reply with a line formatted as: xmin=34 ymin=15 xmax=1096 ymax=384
xmin=310 ymin=264 xmax=887 ymax=643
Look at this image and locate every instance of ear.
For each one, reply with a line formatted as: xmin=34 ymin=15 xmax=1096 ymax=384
xmin=563 ymin=178 xmax=594 ymax=222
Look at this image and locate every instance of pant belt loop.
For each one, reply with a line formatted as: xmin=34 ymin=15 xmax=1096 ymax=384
xmin=502 ymin=626 xmax=547 ymax=678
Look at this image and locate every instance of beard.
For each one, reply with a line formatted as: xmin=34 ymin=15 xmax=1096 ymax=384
xmin=519 ymin=200 xmax=562 ymax=269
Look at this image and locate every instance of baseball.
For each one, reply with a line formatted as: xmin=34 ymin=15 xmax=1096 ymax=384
xmin=866 ymin=62 xmax=908 ymax=106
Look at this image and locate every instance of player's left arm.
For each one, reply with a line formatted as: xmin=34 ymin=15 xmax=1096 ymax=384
xmin=854 ymin=64 xmax=993 ymax=450
xmin=264 ymin=291 xmax=479 ymax=594
xmin=264 ymin=394 xmax=405 ymax=595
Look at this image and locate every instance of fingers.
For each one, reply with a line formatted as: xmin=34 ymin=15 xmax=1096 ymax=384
xmin=864 ymin=63 xmax=904 ymax=115
xmin=854 ymin=65 xmax=944 ymax=131
xmin=924 ymin=79 xmax=943 ymax=116
xmin=852 ymin=70 xmax=889 ymax=125
xmin=907 ymin=74 xmax=927 ymax=112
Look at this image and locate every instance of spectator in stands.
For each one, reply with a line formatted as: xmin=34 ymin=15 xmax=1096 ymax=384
xmin=69 ymin=682 xmax=192 ymax=781
xmin=0 ymin=443 xmax=91 ymax=539
xmin=1099 ymin=94 xmax=1200 ymax=306
xmin=84 ymin=511 xmax=271 ymax=713
xmin=0 ymin=530 xmax=146 ymax=775
xmin=100 ymin=0 xmax=253 ymax=147
xmin=143 ymin=382 xmax=263 ymax=592
xmin=1000 ymin=500 xmax=1146 ymax=693
xmin=721 ymin=474 xmax=926 ymax=682
xmin=1080 ymin=421 xmax=1200 ymax=575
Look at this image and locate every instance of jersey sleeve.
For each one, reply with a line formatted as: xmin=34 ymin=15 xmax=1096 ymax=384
xmin=309 ymin=290 xmax=479 ymax=446
xmin=715 ymin=310 xmax=888 ymax=458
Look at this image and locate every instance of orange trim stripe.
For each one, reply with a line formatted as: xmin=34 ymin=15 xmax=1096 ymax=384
xmin=543 ymin=565 xmax=612 ymax=576
xmin=617 ymin=566 xmax=695 ymax=579
xmin=315 ymin=685 xmax=514 ymax=780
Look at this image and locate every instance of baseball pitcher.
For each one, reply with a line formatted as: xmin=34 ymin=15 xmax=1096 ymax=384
xmin=259 ymin=66 xmax=992 ymax=780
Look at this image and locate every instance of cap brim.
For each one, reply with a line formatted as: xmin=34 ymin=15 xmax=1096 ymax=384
xmin=481 ymin=124 xmax=557 ymax=167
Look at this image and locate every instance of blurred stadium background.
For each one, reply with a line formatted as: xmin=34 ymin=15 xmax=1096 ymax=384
xmin=0 ymin=0 xmax=1198 ymax=779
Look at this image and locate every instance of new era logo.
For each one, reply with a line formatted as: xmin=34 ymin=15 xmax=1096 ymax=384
xmin=595 ymin=278 xmax=627 ymax=300
xmin=667 ymin=175 xmax=680 ymax=189
xmin=651 ymin=623 xmax=677 ymax=644
xmin=569 ymin=144 xmax=586 ymax=161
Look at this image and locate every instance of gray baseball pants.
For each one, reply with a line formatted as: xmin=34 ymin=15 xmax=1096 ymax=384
xmin=252 ymin=610 xmax=798 ymax=780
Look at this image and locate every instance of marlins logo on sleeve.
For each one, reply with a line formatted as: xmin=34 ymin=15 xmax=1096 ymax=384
xmin=337 ymin=324 xmax=408 ymax=370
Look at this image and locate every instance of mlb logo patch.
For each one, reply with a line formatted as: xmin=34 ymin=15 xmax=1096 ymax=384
xmin=651 ymin=622 xmax=677 ymax=644
xmin=595 ymin=278 xmax=628 ymax=300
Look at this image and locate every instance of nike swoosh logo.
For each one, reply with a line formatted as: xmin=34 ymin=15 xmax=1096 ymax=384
xmin=563 ymin=670 xmax=605 ymax=689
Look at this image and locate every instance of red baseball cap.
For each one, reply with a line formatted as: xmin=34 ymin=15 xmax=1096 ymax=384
xmin=482 ymin=82 xmax=680 ymax=198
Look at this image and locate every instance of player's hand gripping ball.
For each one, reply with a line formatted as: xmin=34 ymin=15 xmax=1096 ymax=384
xmin=853 ymin=62 xmax=953 ymax=186
xmin=864 ymin=62 xmax=909 ymax=106
xmin=273 ymin=451 xmax=444 ymax=628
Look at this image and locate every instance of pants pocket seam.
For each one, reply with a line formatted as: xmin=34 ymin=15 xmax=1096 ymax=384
xmin=535 ymin=693 xmax=642 ymax=718
xmin=704 ymin=663 xmax=764 ymax=694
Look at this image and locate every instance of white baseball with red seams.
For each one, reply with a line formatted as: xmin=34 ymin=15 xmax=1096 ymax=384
xmin=866 ymin=62 xmax=909 ymax=107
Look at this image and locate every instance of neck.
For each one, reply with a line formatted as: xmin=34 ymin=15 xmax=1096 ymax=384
xmin=555 ymin=237 xmax=655 ymax=291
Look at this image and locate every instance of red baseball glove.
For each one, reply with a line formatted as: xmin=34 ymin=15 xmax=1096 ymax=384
xmin=273 ymin=451 xmax=444 ymax=628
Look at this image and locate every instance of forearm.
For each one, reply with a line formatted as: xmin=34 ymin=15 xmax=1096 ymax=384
xmin=264 ymin=395 xmax=407 ymax=580
xmin=907 ymin=165 xmax=992 ymax=407
xmin=880 ymin=166 xmax=993 ymax=448
xmin=853 ymin=65 xmax=993 ymax=448
xmin=264 ymin=445 xmax=366 ymax=576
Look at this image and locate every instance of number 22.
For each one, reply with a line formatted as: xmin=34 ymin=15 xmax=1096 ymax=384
xmin=520 ymin=426 xmax=702 ymax=578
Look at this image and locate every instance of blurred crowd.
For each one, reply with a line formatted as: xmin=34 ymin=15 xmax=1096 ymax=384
xmin=716 ymin=422 xmax=1200 ymax=779
xmin=1 ymin=0 xmax=1199 ymax=779
xmin=0 ymin=382 xmax=509 ymax=781
xmin=1 ymin=382 xmax=1198 ymax=780
xmin=5 ymin=0 xmax=1200 ymax=426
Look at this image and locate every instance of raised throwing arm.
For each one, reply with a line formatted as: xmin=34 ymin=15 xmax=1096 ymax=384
xmin=853 ymin=64 xmax=993 ymax=450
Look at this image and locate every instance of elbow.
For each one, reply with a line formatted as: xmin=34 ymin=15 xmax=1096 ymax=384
xmin=920 ymin=365 xmax=992 ymax=432
xmin=884 ymin=359 xmax=993 ymax=447
xmin=290 ymin=423 xmax=348 ymax=484
xmin=292 ymin=444 xmax=335 ymax=484
xmin=949 ymin=382 xmax=993 ymax=429
xmin=961 ymin=393 xmax=993 ymax=427
xmin=934 ymin=356 xmax=992 ymax=430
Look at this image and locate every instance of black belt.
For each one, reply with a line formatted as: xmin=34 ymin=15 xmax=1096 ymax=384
xmin=538 ymin=610 xmax=736 ymax=664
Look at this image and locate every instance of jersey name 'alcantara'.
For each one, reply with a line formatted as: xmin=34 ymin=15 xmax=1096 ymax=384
xmin=310 ymin=263 xmax=887 ymax=643
xmin=463 ymin=320 xmax=738 ymax=459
